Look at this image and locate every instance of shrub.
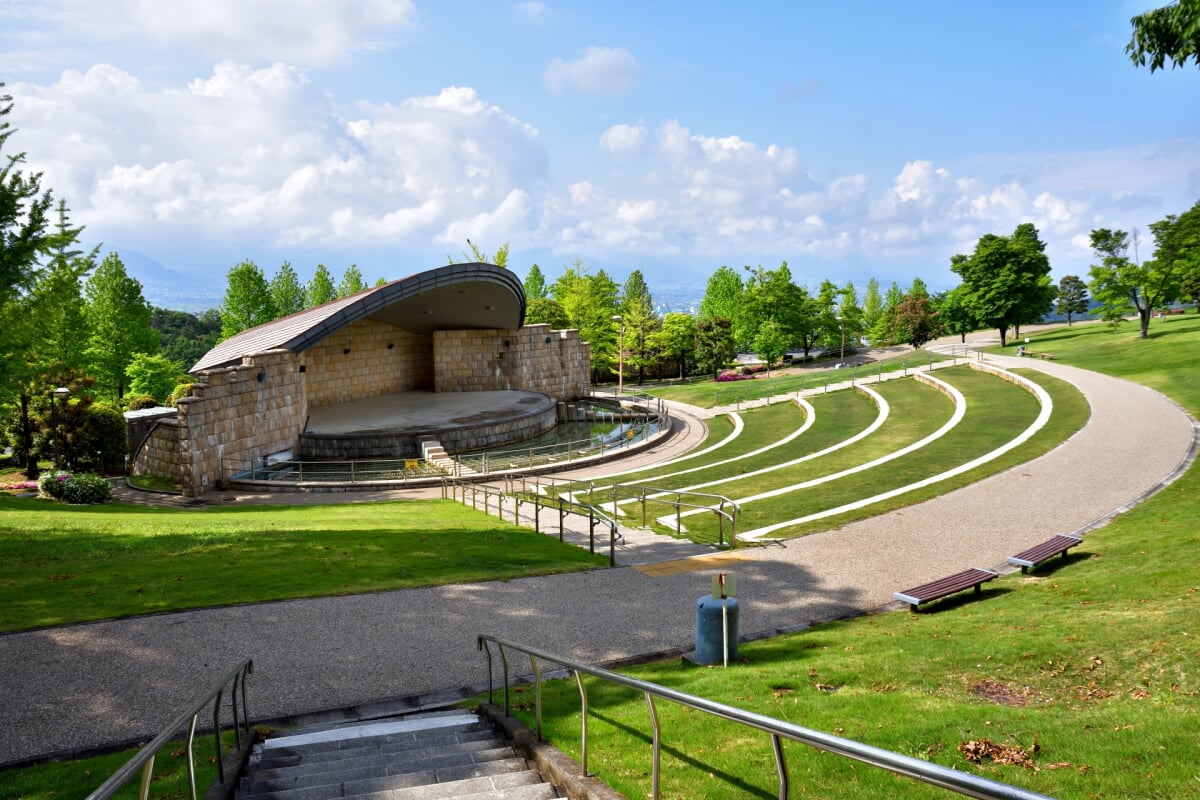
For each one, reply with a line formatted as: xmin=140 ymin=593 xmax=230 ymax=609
xmin=124 ymin=394 xmax=159 ymax=411
xmin=60 ymin=473 xmax=113 ymax=504
xmin=716 ymin=370 xmax=753 ymax=382
xmin=79 ymin=403 xmax=128 ymax=470
xmin=38 ymin=471 xmax=70 ymax=499
xmin=169 ymin=383 xmax=197 ymax=405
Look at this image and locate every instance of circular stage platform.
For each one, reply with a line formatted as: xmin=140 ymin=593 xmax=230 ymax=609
xmin=297 ymin=390 xmax=558 ymax=459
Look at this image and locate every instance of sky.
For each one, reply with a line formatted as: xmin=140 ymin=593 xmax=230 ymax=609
xmin=2 ymin=0 xmax=1197 ymax=310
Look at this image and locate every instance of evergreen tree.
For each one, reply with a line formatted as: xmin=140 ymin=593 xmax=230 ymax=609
xmin=337 ymin=264 xmax=366 ymax=297
xmin=1056 ymin=275 xmax=1090 ymax=325
xmin=524 ymin=263 xmax=548 ymax=299
xmin=861 ymin=277 xmax=884 ymax=341
xmin=619 ymin=269 xmax=658 ymax=385
xmin=550 ymin=260 xmax=620 ymax=380
xmin=84 ymin=253 xmax=157 ymax=400
xmin=270 ymin=261 xmax=306 ymax=317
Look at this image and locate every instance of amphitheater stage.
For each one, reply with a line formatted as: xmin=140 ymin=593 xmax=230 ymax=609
xmin=298 ymin=390 xmax=558 ymax=459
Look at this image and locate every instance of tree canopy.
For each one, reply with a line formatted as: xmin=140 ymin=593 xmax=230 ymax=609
xmin=951 ymin=223 xmax=1055 ymax=347
xmin=1127 ymin=0 xmax=1200 ymax=72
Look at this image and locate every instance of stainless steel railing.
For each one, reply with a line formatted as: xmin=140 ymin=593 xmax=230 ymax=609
xmin=477 ymin=635 xmax=1055 ymax=800
xmin=85 ymin=658 xmax=253 ymax=800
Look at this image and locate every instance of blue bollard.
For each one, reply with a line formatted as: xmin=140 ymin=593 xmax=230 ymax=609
xmin=694 ymin=594 xmax=739 ymax=665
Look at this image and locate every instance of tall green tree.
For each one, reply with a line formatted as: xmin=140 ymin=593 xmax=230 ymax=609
xmin=869 ymin=281 xmax=904 ymax=346
xmin=270 ymin=261 xmax=306 ymax=317
xmin=220 ymin=260 xmax=276 ymax=340
xmin=524 ymin=297 xmax=570 ymax=329
xmin=619 ymin=270 xmax=659 ymax=385
xmin=307 ymin=264 xmax=337 ymax=307
xmin=1056 ymin=275 xmax=1090 ymax=325
xmin=649 ymin=312 xmax=696 ymax=379
xmin=337 ymin=264 xmax=366 ymax=297
xmin=0 ymin=85 xmax=54 ymax=476
xmin=84 ymin=253 xmax=157 ymax=400
xmin=30 ymin=200 xmax=96 ymax=376
xmin=861 ymin=277 xmax=884 ymax=342
xmin=698 ymin=266 xmax=744 ymax=321
xmin=550 ymin=260 xmax=620 ymax=380
xmin=951 ymin=223 xmax=1055 ymax=347
xmin=739 ymin=263 xmax=804 ymax=351
xmin=935 ymin=286 xmax=979 ymax=343
xmin=1127 ymin=0 xmax=1200 ymax=72
xmin=752 ymin=319 xmax=789 ymax=376
xmin=524 ymin=264 xmax=548 ymax=299
xmin=452 ymin=239 xmax=510 ymax=268
xmin=695 ymin=317 xmax=737 ymax=379
xmin=126 ymin=352 xmax=184 ymax=404
xmin=153 ymin=307 xmax=222 ymax=369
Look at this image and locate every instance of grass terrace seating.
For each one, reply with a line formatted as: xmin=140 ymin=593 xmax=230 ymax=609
xmin=893 ymin=567 xmax=999 ymax=612
xmin=1006 ymin=534 xmax=1083 ymax=573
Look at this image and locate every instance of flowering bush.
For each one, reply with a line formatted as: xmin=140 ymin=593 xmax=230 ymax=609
xmin=716 ymin=370 xmax=754 ymax=382
xmin=37 ymin=471 xmax=112 ymax=504
xmin=1 ymin=480 xmax=39 ymax=492
xmin=741 ymin=364 xmax=767 ymax=375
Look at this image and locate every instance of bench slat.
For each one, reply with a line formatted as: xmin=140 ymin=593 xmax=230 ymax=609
xmin=893 ymin=567 xmax=998 ymax=609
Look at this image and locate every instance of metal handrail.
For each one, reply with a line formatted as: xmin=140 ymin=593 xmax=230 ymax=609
xmin=477 ymin=634 xmax=1054 ymax=800
xmin=85 ymin=658 xmax=253 ymax=800
xmin=443 ymin=477 xmax=621 ymax=566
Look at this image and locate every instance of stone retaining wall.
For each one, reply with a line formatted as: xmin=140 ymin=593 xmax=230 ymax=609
xmin=131 ymin=417 xmax=183 ymax=483
xmin=303 ymin=320 xmax=433 ymax=408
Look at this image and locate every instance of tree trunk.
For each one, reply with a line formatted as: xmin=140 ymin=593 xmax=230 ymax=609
xmin=998 ymin=326 xmax=1008 ymax=348
xmin=1140 ymin=308 xmax=1151 ymax=339
xmin=19 ymin=393 xmax=39 ymax=480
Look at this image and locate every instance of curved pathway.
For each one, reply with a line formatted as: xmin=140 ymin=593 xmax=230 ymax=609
xmin=0 ymin=355 xmax=1194 ymax=767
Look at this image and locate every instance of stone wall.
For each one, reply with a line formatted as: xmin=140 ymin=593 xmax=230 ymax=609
xmin=303 ymin=320 xmax=433 ymax=408
xmin=131 ymin=417 xmax=184 ymax=483
xmin=432 ymin=325 xmax=591 ymax=400
xmin=174 ymin=349 xmax=305 ymax=496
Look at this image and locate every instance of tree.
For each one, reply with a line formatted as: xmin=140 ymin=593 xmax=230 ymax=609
xmin=1088 ymin=224 xmax=1184 ymax=340
xmin=126 ymin=353 xmax=184 ymax=403
xmin=524 ymin=264 xmax=548 ymax=299
xmin=695 ymin=317 xmax=737 ymax=380
xmin=337 ymin=264 xmax=366 ymax=297
xmin=737 ymin=263 xmax=804 ymax=351
xmin=30 ymin=200 xmax=96 ymax=377
xmin=935 ymin=286 xmax=979 ymax=343
xmin=84 ymin=253 xmax=157 ymax=400
xmin=649 ymin=312 xmax=696 ymax=379
xmin=153 ymin=307 xmax=222 ymax=369
xmin=0 ymin=85 xmax=54 ymax=477
xmin=1056 ymin=275 xmax=1090 ymax=325
xmin=892 ymin=292 xmax=943 ymax=349
xmin=698 ymin=266 xmax=744 ymax=321
xmin=619 ymin=270 xmax=659 ymax=385
xmin=951 ymin=223 xmax=1055 ymax=347
xmin=869 ymin=281 xmax=905 ymax=346
xmin=307 ymin=264 xmax=337 ymax=306
xmin=862 ymin=277 xmax=884 ymax=341
xmin=220 ymin=260 xmax=275 ymax=340
xmin=752 ymin=319 xmax=789 ymax=376
xmin=524 ymin=297 xmax=570 ymax=329
xmin=1127 ymin=0 xmax=1200 ymax=72
xmin=550 ymin=261 xmax=620 ymax=380
xmin=270 ymin=261 xmax=306 ymax=317
xmin=452 ymin=239 xmax=509 ymax=268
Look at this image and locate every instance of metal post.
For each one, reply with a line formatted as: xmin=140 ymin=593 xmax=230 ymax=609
xmin=645 ymin=692 xmax=661 ymax=800
xmin=772 ymin=733 xmax=788 ymax=800
xmin=574 ymin=670 xmax=590 ymax=776
xmin=531 ymin=654 xmax=543 ymax=741
xmin=185 ymin=715 xmax=198 ymax=800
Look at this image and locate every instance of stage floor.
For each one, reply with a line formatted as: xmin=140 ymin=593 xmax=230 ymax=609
xmin=304 ymin=390 xmax=555 ymax=435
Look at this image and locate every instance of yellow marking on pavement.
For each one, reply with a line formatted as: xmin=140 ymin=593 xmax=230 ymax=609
xmin=634 ymin=551 xmax=755 ymax=576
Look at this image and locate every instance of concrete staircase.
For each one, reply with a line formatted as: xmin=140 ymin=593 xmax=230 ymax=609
xmin=420 ymin=437 xmax=478 ymax=477
xmin=236 ymin=710 xmax=565 ymax=800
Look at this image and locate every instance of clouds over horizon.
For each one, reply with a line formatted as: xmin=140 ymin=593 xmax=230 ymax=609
xmin=7 ymin=62 xmax=1195 ymax=286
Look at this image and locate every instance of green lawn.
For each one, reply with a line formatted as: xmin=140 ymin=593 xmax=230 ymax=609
xmin=0 ymin=498 xmax=609 ymax=632
xmin=495 ymin=319 xmax=1200 ymax=798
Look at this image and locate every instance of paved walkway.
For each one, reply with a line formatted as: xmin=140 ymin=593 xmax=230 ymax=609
xmin=0 ymin=350 xmax=1195 ymax=767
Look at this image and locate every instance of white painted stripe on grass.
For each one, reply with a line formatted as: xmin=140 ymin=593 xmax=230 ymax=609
xmin=738 ymin=368 xmax=1053 ymax=541
xmin=582 ymin=411 xmax=746 ymax=482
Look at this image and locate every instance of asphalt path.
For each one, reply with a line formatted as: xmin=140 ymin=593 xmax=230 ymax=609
xmin=0 ymin=352 xmax=1194 ymax=767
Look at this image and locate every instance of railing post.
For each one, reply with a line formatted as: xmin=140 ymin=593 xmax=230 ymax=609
xmin=588 ymin=508 xmax=595 ymax=553
xmin=645 ymin=692 xmax=661 ymax=800
xmin=772 ymin=733 xmax=788 ymax=800
xmin=641 ymin=489 xmax=647 ymax=527
xmin=499 ymin=644 xmax=511 ymax=716
xmin=137 ymin=756 xmax=155 ymax=800
xmin=212 ymin=689 xmax=224 ymax=784
xmin=184 ymin=715 xmax=198 ymax=800
xmin=531 ymin=654 xmax=543 ymax=741
xmin=574 ymin=670 xmax=590 ymax=777
xmin=558 ymin=498 xmax=565 ymax=542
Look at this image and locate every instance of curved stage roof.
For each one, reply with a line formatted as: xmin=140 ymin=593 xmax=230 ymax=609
xmin=192 ymin=262 xmax=525 ymax=373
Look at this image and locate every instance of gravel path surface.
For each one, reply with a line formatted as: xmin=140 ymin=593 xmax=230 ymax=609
xmin=0 ymin=353 xmax=1194 ymax=767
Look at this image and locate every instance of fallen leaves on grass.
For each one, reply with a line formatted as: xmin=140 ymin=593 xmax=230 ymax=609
xmin=957 ymin=738 xmax=1039 ymax=769
xmin=970 ymin=679 xmax=1032 ymax=707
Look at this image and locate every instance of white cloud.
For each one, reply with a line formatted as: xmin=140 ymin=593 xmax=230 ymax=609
xmin=544 ymin=47 xmax=641 ymax=95
xmin=5 ymin=0 xmax=417 ymax=67
xmin=599 ymin=123 xmax=646 ymax=155
xmin=8 ymin=66 xmax=547 ymax=252
xmin=514 ymin=2 xmax=547 ymax=22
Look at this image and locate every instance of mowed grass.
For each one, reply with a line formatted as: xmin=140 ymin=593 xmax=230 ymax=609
xmin=0 ymin=498 xmax=609 ymax=632
xmin=493 ymin=321 xmax=1200 ymax=798
xmin=645 ymin=350 xmax=953 ymax=407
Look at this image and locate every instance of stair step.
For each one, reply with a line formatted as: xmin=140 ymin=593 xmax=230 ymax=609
xmin=244 ymin=755 xmax=530 ymax=798
xmin=256 ymin=732 xmax=503 ymax=772
xmin=250 ymin=744 xmax=516 ymax=784
xmin=263 ymin=714 xmax=480 ymax=751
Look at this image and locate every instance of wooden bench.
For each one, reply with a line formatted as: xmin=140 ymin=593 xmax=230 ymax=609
xmin=893 ymin=567 xmax=999 ymax=611
xmin=1006 ymin=534 xmax=1082 ymax=573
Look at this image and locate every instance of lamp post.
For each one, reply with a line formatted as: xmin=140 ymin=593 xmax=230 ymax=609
xmin=611 ymin=314 xmax=625 ymax=396
xmin=52 ymin=386 xmax=70 ymax=471
xmin=837 ymin=315 xmax=846 ymax=365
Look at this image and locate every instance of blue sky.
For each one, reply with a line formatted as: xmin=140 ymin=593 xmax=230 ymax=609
xmin=3 ymin=1 xmax=1197 ymax=308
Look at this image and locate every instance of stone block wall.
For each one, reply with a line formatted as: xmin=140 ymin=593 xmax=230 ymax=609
xmin=131 ymin=417 xmax=183 ymax=483
xmin=304 ymin=320 xmax=433 ymax=408
xmin=432 ymin=325 xmax=591 ymax=400
xmin=174 ymin=349 xmax=305 ymax=496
